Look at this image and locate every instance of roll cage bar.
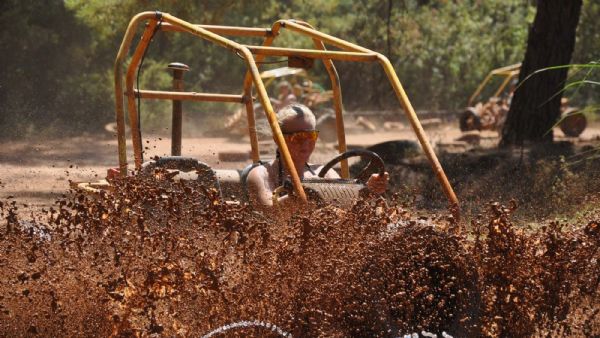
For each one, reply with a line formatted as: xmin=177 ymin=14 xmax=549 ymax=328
xmin=114 ymin=11 xmax=458 ymax=207
xmin=467 ymin=63 xmax=521 ymax=106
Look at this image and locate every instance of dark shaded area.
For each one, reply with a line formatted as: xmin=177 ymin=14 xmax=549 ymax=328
xmin=501 ymin=0 xmax=583 ymax=145
xmin=0 ymin=0 xmax=113 ymax=139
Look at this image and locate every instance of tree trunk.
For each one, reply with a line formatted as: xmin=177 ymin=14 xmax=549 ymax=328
xmin=500 ymin=0 xmax=582 ymax=147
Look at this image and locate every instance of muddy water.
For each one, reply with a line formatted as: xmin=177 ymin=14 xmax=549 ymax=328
xmin=0 ymin=175 xmax=599 ymax=337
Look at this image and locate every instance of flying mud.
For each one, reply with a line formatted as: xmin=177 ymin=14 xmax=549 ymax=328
xmin=0 ymin=174 xmax=599 ymax=337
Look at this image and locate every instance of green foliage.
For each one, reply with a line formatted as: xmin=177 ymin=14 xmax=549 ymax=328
xmin=375 ymin=0 xmax=531 ymax=108
xmin=570 ymin=0 xmax=600 ymax=105
xmin=0 ymin=0 xmax=595 ymax=138
xmin=572 ymin=0 xmax=600 ymax=66
xmin=0 ymin=0 xmax=110 ymax=137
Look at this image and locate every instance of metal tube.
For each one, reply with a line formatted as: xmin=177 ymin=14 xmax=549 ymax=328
xmin=125 ymin=19 xmax=159 ymax=170
xmin=289 ymin=20 xmax=350 ymax=178
xmin=377 ymin=54 xmax=459 ymax=208
xmin=168 ymin=63 xmax=189 ymax=156
xmin=271 ymin=20 xmax=378 ymax=178
xmin=114 ymin=11 xmax=158 ymax=175
xmin=161 ymin=13 xmax=246 ymax=51
xmin=468 ymin=72 xmax=494 ymax=106
xmin=493 ymin=73 xmax=514 ymax=99
xmin=242 ymin=23 xmax=281 ymax=164
xmin=245 ymin=45 xmax=377 ymax=62
xmin=160 ymin=23 xmax=272 ymax=37
xmin=244 ymin=92 xmax=260 ymax=163
xmin=491 ymin=63 xmax=522 ymax=75
xmin=134 ymin=90 xmax=244 ymax=102
xmin=121 ymin=12 xmax=248 ymax=171
xmin=243 ymin=19 xmax=363 ymax=179
xmin=280 ymin=20 xmax=373 ymax=53
xmin=325 ymin=62 xmax=350 ymax=178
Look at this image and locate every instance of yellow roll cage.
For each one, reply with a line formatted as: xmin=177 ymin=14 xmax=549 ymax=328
xmin=467 ymin=63 xmax=521 ymax=107
xmin=114 ymin=11 xmax=458 ymax=207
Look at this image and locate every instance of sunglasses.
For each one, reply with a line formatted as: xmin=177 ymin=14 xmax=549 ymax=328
xmin=282 ymin=130 xmax=319 ymax=142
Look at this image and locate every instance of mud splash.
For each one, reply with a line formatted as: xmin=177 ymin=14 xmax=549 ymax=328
xmin=0 ymin=175 xmax=599 ymax=336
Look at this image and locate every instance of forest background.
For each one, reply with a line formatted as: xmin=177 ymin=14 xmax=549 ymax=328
xmin=1 ymin=0 xmax=598 ymax=139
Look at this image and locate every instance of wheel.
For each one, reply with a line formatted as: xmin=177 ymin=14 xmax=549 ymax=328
xmin=318 ymin=149 xmax=385 ymax=184
xmin=459 ymin=108 xmax=482 ymax=132
xmin=559 ymin=110 xmax=586 ymax=137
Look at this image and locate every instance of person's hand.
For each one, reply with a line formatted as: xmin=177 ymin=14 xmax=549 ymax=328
xmin=366 ymin=172 xmax=389 ymax=194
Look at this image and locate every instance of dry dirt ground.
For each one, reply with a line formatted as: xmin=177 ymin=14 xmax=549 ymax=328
xmin=2 ymin=119 xmax=599 ymax=211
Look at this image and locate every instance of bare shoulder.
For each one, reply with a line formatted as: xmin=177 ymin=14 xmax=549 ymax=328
xmin=246 ymin=164 xmax=269 ymax=186
xmin=246 ymin=162 xmax=276 ymax=206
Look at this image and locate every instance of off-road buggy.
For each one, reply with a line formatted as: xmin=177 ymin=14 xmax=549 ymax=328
xmin=74 ymin=11 xmax=458 ymax=210
xmin=459 ymin=63 xmax=586 ymax=137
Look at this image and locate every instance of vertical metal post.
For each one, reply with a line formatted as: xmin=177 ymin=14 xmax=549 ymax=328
xmin=168 ymin=62 xmax=189 ymax=156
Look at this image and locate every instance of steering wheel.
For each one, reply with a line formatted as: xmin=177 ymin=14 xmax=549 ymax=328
xmin=318 ymin=149 xmax=385 ymax=184
xmin=271 ymin=150 xmax=385 ymax=207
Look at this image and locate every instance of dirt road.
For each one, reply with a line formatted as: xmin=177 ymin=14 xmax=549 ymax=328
xmin=2 ymin=121 xmax=599 ymax=210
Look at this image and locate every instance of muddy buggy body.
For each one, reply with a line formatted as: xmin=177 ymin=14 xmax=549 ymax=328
xmin=460 ymin=63 xmax=586 ymax=137
xmin=75 ymin=11 xmax=458 ymax=210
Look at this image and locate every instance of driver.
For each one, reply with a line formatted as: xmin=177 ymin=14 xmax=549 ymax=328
xmin=247 ymin=104 xmax=389 ymax=207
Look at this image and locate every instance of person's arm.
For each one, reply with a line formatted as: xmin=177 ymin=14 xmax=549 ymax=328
xmin=246 ymin=166 xmax=302 ymax=208
xmin=246 ymin=166 xmax=274 ymax=206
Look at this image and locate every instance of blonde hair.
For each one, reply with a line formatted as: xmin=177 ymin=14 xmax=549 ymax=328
xmin=276 ymin=104 xmax=316 ymax=132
